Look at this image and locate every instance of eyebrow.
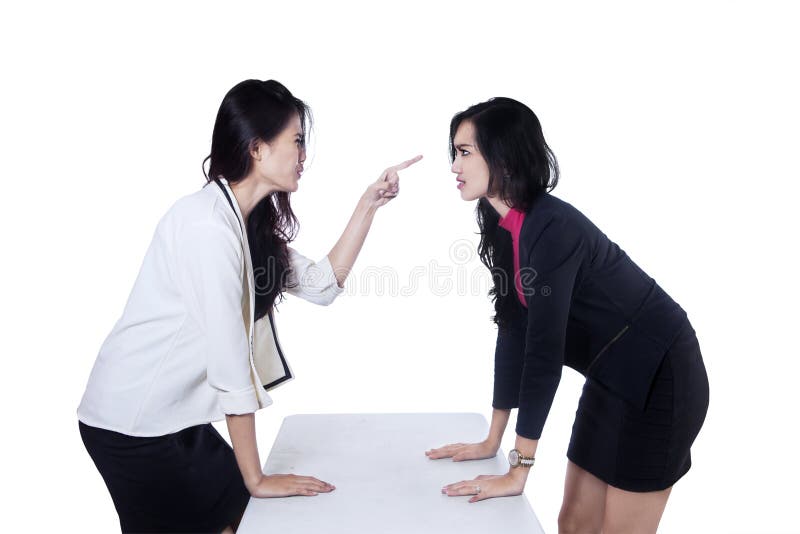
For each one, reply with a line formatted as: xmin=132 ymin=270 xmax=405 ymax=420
xmin=455 ymin=143 xmax=474 ymax=149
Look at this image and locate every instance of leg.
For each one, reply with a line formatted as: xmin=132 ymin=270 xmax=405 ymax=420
xmin=602 ymin=485 xmax=672 ymax=534
xmin=558 ymin=460 xmax=607 ymax=534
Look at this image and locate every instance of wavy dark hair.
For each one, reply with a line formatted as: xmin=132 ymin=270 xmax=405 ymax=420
xmin=449 ymin=97 xmax=560 ymax=326
xmin=203 ymin=79 xmax=310 ymax=321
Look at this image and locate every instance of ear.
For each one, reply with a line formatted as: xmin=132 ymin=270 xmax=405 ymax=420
xmin=249 ymin=139 xmax=271 ymax=162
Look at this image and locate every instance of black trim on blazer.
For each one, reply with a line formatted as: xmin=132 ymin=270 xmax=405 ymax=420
xmin=212 ymin=178 xmax=293 ymax=391
xmin=213 ymin=179 xmax=244 ymax=235
xmin=262 ymin=308 xmax=292 ymax=390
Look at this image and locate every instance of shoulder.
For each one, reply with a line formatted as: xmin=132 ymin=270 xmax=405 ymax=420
xmin=520 ymin=193 xmax=598 ymax=266
xmin=159 ymin=182 xmax=238 ymax=236
xmin=525 ymin=192 xmax=588 ymax=224
xmin=166 ymin=183 xmax=224 ymax=223
xmin=521 ymin=193 xmax=590 ymax=242
xmin=151 ymin=182 xmax=243 ymax=266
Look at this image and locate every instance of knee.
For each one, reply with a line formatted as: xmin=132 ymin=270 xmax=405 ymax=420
xmin=557 ymin=514 xmax=579 ymax=534
xmin=558 ymin=507 xmax=601 ymax=534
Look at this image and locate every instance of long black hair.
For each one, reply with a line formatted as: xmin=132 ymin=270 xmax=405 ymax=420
xmin=203 ymin=79 xmax=310 ymax=321
xmin=449 ymin=97 xmax=560 ymax=326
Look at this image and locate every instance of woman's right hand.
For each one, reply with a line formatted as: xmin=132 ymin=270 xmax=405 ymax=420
xmin=247 ymin=473 xmax=336 ymax=498
xmin=361 ymin=155 xmax=422 ymax=209
xmin=425 ymin=440 xmax=499 ymax=462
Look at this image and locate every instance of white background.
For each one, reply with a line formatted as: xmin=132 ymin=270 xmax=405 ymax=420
xmin=1 ymin=1 xmax=798 ymax=532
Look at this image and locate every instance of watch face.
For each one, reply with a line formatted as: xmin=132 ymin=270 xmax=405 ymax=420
xmin=509 ymin=449 xmax=519 ymax=466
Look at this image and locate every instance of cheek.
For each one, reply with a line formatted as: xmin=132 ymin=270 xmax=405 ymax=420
xmin=256 ymin=157 xmax=272 ymax=178
xmin=274 ymin=147 xmax=297 ymax=177
xmin=470 ymin=163 xmax=490 ymax=193
xmin=287 ymin=147 xmax=302 ymax=169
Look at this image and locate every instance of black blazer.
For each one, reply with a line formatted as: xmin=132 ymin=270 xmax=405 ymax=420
xmin=493 ymin=192 xmax=689 ymax=440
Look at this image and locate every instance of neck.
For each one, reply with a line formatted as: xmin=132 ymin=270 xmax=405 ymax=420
xmin=228 ymin=175 xmax=277 ymax=224
xmin=486 ymin=195 xmax=512 ymax=219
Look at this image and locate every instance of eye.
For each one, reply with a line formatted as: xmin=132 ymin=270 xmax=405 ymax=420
xmin=460 ymin=149 xmax=470 ymax=156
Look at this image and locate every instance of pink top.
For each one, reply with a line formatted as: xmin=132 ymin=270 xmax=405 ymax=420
xmin=498 ymin=208 xmax=527 ymax=308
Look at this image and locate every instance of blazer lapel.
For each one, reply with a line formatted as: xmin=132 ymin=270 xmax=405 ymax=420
xmin=213 ymin=179 xmax=294 ymax=397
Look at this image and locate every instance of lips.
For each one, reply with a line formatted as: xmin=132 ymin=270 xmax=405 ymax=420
xmin=456 ymin=177 xmax=465 ymax=189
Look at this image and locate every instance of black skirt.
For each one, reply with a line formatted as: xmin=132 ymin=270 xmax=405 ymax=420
xmin=79 ymin=421 xmax=250 ymax=533
xmin=567 ymin=319 xmax=710 ymax=492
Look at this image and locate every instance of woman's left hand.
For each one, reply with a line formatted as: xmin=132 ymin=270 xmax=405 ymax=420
xmin=362 ymin=154 xmax=423 ymax=208
xmin=441 ymin=471 xmax=527 ymax=503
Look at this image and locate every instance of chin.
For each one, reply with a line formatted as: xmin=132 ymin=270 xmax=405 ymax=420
xmin=460 ymin=189 xmax=478 ymax=202
xmin=284 ymin=178 xmax=299 ymax=193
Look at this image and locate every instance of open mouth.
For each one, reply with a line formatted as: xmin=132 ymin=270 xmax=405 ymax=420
xmin=456 ymin=178 xmax=465 ymax=189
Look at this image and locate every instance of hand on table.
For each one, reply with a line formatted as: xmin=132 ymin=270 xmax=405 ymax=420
xmin=441 ymin=472 xmax=526 ymax=503
xmin=425 ymin=440 xmax=499 ymax=461
xmin=247 ymin=473 xmax=335 ymax=498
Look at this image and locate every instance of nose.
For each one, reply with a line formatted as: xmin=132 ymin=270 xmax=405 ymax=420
xmin=451 ymin=159 xmax=460 ymax=174
xmin=298 ymin=147 xmax=306 ymax=164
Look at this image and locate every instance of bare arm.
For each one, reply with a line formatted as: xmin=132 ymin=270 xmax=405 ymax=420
xmin=327 ymin=155 xmax=422 ymax=287
xmin=226 ymin=414 xmax=335 ymax=498
xmin=226 ymin=414 xmax=263 ymax=491
xmin=506 ymin=434 xmax=539 ymax=487
xmin=326 ymin=196 xmax=378 ymax=287
xmin=486 ymin=408 xmax=512 ymax=449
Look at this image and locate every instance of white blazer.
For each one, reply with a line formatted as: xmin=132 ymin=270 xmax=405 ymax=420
xmin=77 ymin=178 xmax=343 ymax=437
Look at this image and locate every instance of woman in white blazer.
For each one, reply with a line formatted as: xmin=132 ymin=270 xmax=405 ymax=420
xmin=77 ymin=79 xmax=421 ymax=533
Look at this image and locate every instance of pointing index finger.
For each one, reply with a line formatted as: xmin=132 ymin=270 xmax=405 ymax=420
xmin=391 ymin=154 xmax=423 ymax=171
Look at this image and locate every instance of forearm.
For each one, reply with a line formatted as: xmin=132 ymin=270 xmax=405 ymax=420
xmin=327 ymin=195 xmax=378 ymax=286
xmin=225 ymin=413 xmax=263 ymax=491
xmin=507 ymin=434 xmax=539 ymax=484
xmin=486 ymin=408 xmax=511 ymax=448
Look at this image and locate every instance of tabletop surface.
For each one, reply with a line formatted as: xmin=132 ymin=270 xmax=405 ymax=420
xmin=238 ymin=413 xmax=544 ymax=534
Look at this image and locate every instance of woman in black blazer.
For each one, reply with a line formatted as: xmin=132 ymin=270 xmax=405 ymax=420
xmin=426 ymin=97 xmax=709 ymax=533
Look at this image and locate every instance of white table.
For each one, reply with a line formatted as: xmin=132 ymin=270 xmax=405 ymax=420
xmin=238 ymin=413 xmax=544 ymax=533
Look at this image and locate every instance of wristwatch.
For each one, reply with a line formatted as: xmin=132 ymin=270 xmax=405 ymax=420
xmin=508 ymin=448 xmax=535 ymax=468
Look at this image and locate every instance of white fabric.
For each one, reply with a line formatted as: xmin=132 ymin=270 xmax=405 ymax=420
xmin=77 ymin=178 xmax=344 ymax=436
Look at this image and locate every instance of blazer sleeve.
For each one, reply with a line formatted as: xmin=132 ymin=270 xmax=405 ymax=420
xmin=516 ymin=215 xmax=585 ymax=439
xmin=177 ymin=220 xmax=259 ymax=415
xmin=492 ymin=322 xmax=526 ymax=410
xmin=285 ymin=247 xmax=345 ymax=306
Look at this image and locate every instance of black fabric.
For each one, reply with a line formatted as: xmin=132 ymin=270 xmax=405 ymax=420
xmin=492 ymin=312 xmax=527 ymax=410
xmin=492 ymin=192 xmax=690 ymax=439
xmin=79 ymin=421 xmax=250 ymax=533
xmin=566 ymin=320 xmax=709 ymax=492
